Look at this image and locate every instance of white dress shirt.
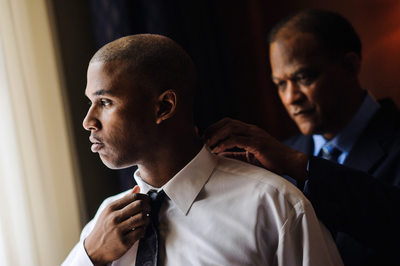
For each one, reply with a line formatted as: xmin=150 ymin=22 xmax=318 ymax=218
xmin=62 ymin=146 xmax=343 ymax=266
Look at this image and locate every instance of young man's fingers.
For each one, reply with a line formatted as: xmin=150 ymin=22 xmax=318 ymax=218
xmin=131 ymin=185 xmax=140 ymax=194
xmin=109 ymin=192 xmax=150 ymax=211
xmin=122 ymin=226 xmax=147 ymax=247
xmin=116 ymin=199 xmax=152 ymax=223
xmin=120 ymin=212 xmax=151 ymax=233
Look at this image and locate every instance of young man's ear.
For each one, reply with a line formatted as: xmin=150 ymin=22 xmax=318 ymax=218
xmin=155 ymin=89 xmax=177 ymax=124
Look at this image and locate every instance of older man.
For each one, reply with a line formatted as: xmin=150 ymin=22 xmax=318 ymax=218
xmin=63 ymin=34 xmax=341 ymax=265
xmin=205 ymin=9 xmax=400 ymax=266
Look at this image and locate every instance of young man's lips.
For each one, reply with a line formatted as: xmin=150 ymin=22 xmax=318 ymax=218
xmin=89 ymin=136 xmax=104 ymax=152
xmin=91 ymin=143 xmax=104 ymax=153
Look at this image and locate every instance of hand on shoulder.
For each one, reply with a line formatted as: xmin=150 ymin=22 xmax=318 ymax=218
xmin=204 ymin=117 xmax=309 ymax=183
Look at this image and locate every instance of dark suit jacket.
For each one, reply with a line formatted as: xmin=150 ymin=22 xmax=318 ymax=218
xmin=285 ymin=99 xmax=400 ymax=266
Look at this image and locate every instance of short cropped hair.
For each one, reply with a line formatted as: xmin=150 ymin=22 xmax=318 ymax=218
xmin=90 ymin=34 xmax=196 ymax=97
xmin=268 ymin=9 xmax=362 ymax=58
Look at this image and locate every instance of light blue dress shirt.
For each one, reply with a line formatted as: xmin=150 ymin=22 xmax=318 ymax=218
xmin=312 ymin=92 xmax=380 ymax=164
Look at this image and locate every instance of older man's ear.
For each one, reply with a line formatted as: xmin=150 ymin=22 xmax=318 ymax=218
xmin=155 ymin=89 xmax=177 ymax=124
xmin=342 ymin=52 xmax=361 ymax=76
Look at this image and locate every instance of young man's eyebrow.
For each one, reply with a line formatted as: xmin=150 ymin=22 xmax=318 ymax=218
xmin=92 ymin=89 xmax=113 ymax=96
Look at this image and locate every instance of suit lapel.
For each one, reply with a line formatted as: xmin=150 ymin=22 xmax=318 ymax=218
xmin=343 ymin=139 xmax=385 ymax=173
xmin=342 ymin=101 xmax=396 ymax=173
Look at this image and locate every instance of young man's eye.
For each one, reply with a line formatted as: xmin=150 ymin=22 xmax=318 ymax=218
xmin=100 ymin=99 xmax=112 ymax=106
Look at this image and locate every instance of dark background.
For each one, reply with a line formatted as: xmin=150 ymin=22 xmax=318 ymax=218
xmin=49 ymin=0 xmax=400 ymax=224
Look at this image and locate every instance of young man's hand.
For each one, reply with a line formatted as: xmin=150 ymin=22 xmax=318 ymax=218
xmin=84 ymin=186 xmax=151 ymax=265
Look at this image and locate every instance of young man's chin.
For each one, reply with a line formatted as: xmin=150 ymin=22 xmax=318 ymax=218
xmin=101 ymin=156 xmax=136 ymax=170
xmin=99 ymin=155 xmax=118 ymax=169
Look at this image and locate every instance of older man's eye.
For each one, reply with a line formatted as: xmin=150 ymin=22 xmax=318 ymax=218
xmin=297 ymin=75 xmax=313 ymax=86
xmin=296 ymin=70 xmax=320 ymax=86
xmin=276 ymin=80 xmax=287 ymax=91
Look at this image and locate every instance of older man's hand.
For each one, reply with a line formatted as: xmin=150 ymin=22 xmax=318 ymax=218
xmin=204 ymin=117 xmax=309 ymax=183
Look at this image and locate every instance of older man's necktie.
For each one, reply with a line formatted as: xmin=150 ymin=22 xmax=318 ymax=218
xmin=318 ymin=145 xmax=342 ymax=163
xmin=135 ymin=190 xmax=165 ymax=266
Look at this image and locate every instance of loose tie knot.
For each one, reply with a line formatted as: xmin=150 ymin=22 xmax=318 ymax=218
xmin=148 ymin=190 xmax=165 ymax=225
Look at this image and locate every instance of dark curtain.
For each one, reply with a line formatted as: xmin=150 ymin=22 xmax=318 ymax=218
xmin=88 ymin=0 xmax=295 ymax=190
xmin=89 ymin=0 xmax=238 ymax=129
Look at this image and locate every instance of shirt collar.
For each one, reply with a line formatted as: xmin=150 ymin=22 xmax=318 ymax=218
xmin=133 ymin=145 xmax=217 ymax=215
xmin=313 ymin=91 xmax=380 ymax=156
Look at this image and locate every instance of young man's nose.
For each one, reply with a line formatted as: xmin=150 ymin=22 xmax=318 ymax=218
xmin=82 ymin=108 xmax=101 ymax=131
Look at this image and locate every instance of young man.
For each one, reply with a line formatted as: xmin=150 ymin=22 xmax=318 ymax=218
xmin=205 ymin=10 xmax=400 ymax=266
xmin=63 ymin=34 xmax=342 ymax=265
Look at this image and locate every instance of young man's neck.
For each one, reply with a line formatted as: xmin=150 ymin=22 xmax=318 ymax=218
xmin=137 ymin=137 xmax=203 ymax=188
